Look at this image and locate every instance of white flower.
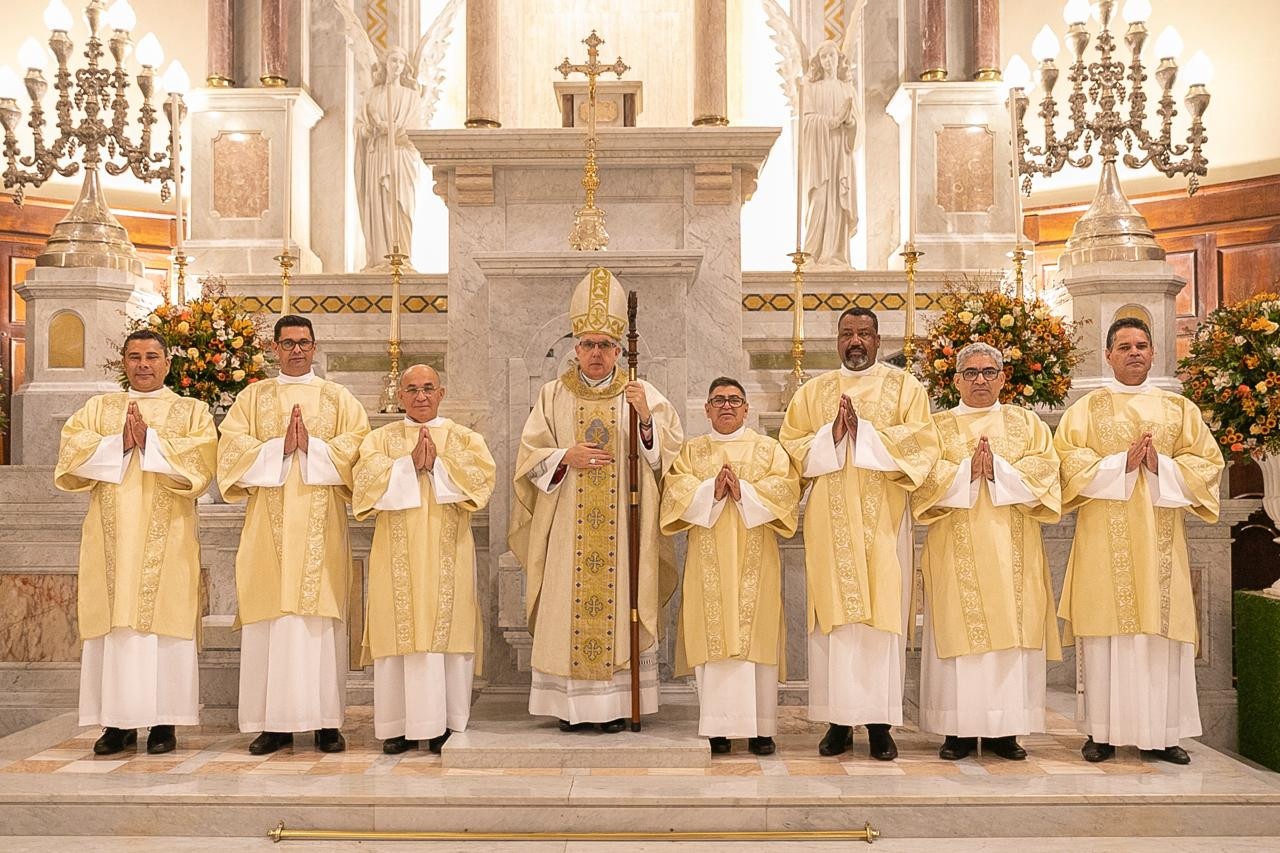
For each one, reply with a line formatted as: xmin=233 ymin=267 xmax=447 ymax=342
xmin=1235 ymin=335 xmax=1247 ymax=345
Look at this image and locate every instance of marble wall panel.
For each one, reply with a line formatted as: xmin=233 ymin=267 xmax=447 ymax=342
xmin=0 ymin=574 xmax=78 ymax=662
xmin=935 ymin=125 xmax=995 ymax=214
xmin=211 ymin=131 xmax=271 ymax=220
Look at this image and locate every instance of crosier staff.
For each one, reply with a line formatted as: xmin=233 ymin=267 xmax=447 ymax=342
xmin=626 ymin=290 xmax=641 ymax=732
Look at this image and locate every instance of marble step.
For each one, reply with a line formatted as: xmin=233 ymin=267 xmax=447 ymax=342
xmin=442 ymin=717 xmax=711 ymax=768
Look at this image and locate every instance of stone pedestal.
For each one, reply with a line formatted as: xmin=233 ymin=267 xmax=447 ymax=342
xmin=886 ymin=82 xmax=1022 ymax=271
xmin=185 ymin=88 xmax=324 ymax=275
xmin=10 ymin=267 xmax=153 ymax=465
xmin=1057 ymin=256 xmax=1185 ymax=395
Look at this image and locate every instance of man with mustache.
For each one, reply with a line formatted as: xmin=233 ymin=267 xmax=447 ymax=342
xmin=510 ymin=268 xmax=684 ymax=731
xmin=218 ymin=315 xmax=370 ymax=755
xmin=1055 ymin=317 xmax=1223 ymax=764
xmin=912 ymin=342 xmax=1062 ymax=761
xmin=353 ymin=364 xmax=495 ymax=755
xmin=661 ymin=378 xmax=800 ymax=755
xmin=55 ymin=330 xmax=218 ymax=756
xmin=779 ymin=308 xmax=938 ymax=759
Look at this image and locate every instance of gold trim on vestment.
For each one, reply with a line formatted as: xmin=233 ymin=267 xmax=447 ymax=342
xmin=571 ymin=393 xmax=621 ymax=680
xmin=690 ymin=438 xmax=727 ymax=658
xmin=299 ymin=383 xmax=341 ymax=614
xmin=817 ymin=373 xmax=868 ymax=624
xmin=1091 ymin=392 xmax=1140 ymax=633
xmin=736 ymin=440 xmax=774 ymax=657
xmin=431 ymin=429 xmax=466 ymax=651
xmin=384 ymin=429 xmax=415 ymax=656
xmin=933 ymin=412 xmax=990 ymax=653
xmin=135 ymin=401 xmax=190 ymax=632
xmin=98 ymin=394 xmax=129 ymax=618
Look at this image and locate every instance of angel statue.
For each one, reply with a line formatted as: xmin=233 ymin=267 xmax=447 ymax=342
xmin=329 ymin=0 xmax=462 ymax=271
xmin=763 ymin=0 xmax=866 ymax=269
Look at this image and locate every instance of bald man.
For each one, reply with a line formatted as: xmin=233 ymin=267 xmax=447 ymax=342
xmin=352 ymin=366 xmax=496 ymax=754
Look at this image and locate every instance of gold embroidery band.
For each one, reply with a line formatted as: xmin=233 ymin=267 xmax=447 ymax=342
xmin=1092 ymin=393 xmax=1140 ymax=633
xmin=571 ymin=396 xmax=620 ymax=680
xmin=735 ymin=440 xmax=774 ymax=658
xmin=384 ymin=429 xmax=415 ymax=656
xmin=816 ymin=374 xmax=868 ymax=625
xmin=99 ymin=394 xmax=129 ymax=618
xmin=135 ymin=402 xmax=189 ymax=632
xmin=690 ymin=438 xmax=726 ymax=659
xmin=298 ymin=384 xmax=342 ymax=615
xmin=431 ymin=429 xmax=465 ymax=652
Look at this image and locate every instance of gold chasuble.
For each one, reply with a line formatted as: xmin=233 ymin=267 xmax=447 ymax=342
xmin=510 ymin=368 xmax=683 ymax=681
xmin=352 ymin=419 xmax=496 ymax=665
xmin=779 ymin=364 xmax=938 ymax=635
xmin=660 ymin=430 xmax=800 ymax=676
xmin=912 ymin=404 xmax=1063 ymax=661
xmin=1054 ymin=386 xmax=1224 ymax=645
xmin=217 ymin=377 xmax=369 ymax=626
xmin=55 ymin=389 xmax=217 ymax=641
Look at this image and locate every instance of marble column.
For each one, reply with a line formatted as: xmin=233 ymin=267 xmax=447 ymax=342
xmin=260 ymin=0 xmax=288 ymax=86
xmin=206 ymin=0 xmax=234 ymax=87
xmin=920 ymin=0 xmax=948 ymax=81
xmin=465 ymin=0 xmax=501 ymax=128
xmin=692 ymin=0 xmax=729 ymax=126
xmin=973 ymin=0 xmax=1000 ymax=81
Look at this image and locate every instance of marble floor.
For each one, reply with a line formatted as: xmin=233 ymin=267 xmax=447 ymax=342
xmin=0 ymin=694 xmax=1277 ymax=843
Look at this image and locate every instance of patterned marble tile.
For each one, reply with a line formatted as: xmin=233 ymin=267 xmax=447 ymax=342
xmin=55 ymin=759 xmax=128 ymax=773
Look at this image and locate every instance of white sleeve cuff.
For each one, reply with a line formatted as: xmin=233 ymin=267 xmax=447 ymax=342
xmin=801 ymin=422 xmax=846 ymax=478
xmin=852 ymin=422 xmax=902 ymax=472
xmin=374 ymin=455 xmax=423 ymax=511
xmin=936 ymin=458 xmax=978 ymax=509
xmin=1148 ymin=453 xmax=1194 ymax=508
xmin=72 ymin=433 xmax=128 ymax=484
xmin=139 ymin=428 xmax=190 ymax=486
xmin=429 ymin=458 xmax=468 ymax=505
xmin=236 ymin=437 xmax=289 ymax=488
xmin=736 ymin=481 xmax=775 ymax=529
xmin=530 ymin=449 xmax=569 ymax=494
xmin=990 ymin=454 xmax=1039 ymax=507
xmin=301 ymin=437 xmax=344 ymax=487
xmin=1079 ymin=451 xmax=1135 ymax=500
xmin=681 ymin=477 xmax=725 ymax=528
xmin=639 ymin=429 xmax=661 ymax=468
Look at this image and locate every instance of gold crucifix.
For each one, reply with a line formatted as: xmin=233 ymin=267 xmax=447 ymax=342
xmin=557 ymin=31 xmax=628 ymax=251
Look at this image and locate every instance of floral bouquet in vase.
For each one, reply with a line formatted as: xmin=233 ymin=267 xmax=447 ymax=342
xmin=110 ymin=280 xmax=272 ymax=414
xmin=912 ymin=279 xmax=1083 ymax=410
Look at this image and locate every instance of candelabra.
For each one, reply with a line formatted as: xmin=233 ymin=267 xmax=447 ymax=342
xmin=0 ymin=0 xmax=183 ymax=277
xmin=1007 ymin=0 xmax=1211 ymax=266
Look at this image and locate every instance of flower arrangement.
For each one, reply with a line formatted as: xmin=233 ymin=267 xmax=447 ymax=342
xmin=912 ymin=279 xmax=1084 ymax=410
xmin=1179 ymin=292 xmax=1280 ymax=460
xmin=110 ymin=280 xmax=272 ymax=413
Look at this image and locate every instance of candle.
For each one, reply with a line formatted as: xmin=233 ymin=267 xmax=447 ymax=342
xmin=391 ymin=271 xmax=401 ymax=341
xmin=907 ymin=87 xmax=918 ymax=246
xmin=1009 ymin=95 xmax=1022 ymax=246
xmin=794 ymin=80 xmax=804 ymax=252
xmin=282 ymin=96 xmax=292 ymax=254
xmin=385 ymin=81 xmax=399 ymax=254
xmin=171 ymin=94 xmax=183 ymax=256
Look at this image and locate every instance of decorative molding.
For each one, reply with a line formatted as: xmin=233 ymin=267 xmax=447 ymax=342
xmin=693 ymin=164 xmax=733 ymax=205
xmin=455 ymin=165 xmax=495 ymax=206
xmin=742 ymin=292 xmax=944 ymax=312
xmin=225 ymin=294 xmax=447 ymax=315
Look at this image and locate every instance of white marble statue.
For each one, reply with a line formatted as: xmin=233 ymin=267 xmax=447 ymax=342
xmin=762 ymin=0 xmax=866 ymax=269
xmin=330 ymin=0 xmax=462 ymax=272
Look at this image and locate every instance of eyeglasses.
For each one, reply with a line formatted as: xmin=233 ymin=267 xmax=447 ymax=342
xmin=959 ymin=367 xmax=1002 ymax=382
xmin=577 ymin=340 xmax=617 ymax=351
xmin=708 ymin=395 xmax=746 ymax=409
xmin=277 ymin=339 xmax=315 ymax=352
xmin=402 ymin=385 xmax=440 ymax=398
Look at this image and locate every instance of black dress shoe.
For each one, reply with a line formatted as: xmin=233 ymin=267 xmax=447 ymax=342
xmin=983 ymin=736 xmax=1027 ymax=761
xmin=598 ymin=718 xmax=626 ymax=734
xmin=867 ymin=724 xmax=898 ymax=761
xmin=818 ymin=723 xmax=853 ymax=756
xmin=427 ymin=729 xmax=452 ymax=754
xmin=709 ymin=736 xmax=732 ymax=754
xmin=1146 ymin=745 xmax=1191 ymax=765
xmin=748 ymin=736 xmax=775 ymax=756
xmin=93 ymin=727 xmax=137 ymax=756
xmin=382 ymin=735 xmax=417 ymax=755
xmin=248 ymin=731 xmax=293 ymax=755
xmin=558 ymin=719 xmax=592 ymax=732
xmin=938 ymin=735 xmax=977 ymax=760
xmin=315 ymin=728 xmax=346 ymax=753
xmin=146 ymin=725 xmax=177 ymax=755
xmin=1081 ymin=737 xmax=1114 ymax=763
